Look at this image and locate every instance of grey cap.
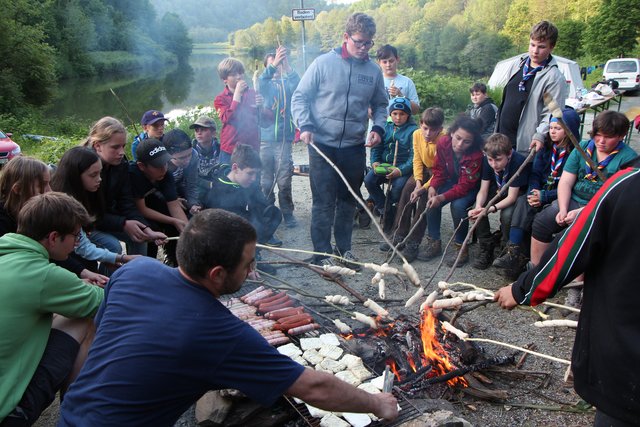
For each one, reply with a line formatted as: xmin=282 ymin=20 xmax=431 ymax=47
xmin=189 ymin=116 xmax=217 ymax=130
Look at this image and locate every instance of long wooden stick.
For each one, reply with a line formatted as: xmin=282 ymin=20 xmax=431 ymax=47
xmin=380 ymin=138 xmax=400 ymax=227
xmin=543 ymin=92 xmax=606 ymax=182
xmin=445 ymin=148 xmax=537 ymax=281
xmin=464 ymin=337 xmax=571 ymax=364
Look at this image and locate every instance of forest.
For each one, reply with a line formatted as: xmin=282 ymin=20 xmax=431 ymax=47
xmin=227 ymin=0 xmax=640 ymax=77
xmin=0 ymin=0 xmax=191 ymax=114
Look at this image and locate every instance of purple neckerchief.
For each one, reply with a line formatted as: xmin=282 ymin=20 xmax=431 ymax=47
xmin=518 ymin=56 xmax=550 ymax=92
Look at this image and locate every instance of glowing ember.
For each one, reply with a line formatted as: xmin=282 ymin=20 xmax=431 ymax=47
xmin=389 ymin=360 xmax=401 ymax=381
xmin=419 ymin=309 xmax=468 ymax=387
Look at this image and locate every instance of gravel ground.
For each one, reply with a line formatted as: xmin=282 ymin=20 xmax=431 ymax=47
xmin=34 ymin=91 xmax=639 ymax=426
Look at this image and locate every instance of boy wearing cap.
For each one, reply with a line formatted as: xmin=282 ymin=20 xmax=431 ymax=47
xmin=190 ymin=116 xmax=222 ymax=201
xmin=129 ymin=139 xmax=188 ymax=266
xmin=163 ymin=129 xmax=202 ymax=216
xmin=376 ymin=44 xmax=420 ymax=114
xmin=131 ymin=110 xmax=169 ymax=161
xmin=364 ymin=97 xmax=417 ymax=232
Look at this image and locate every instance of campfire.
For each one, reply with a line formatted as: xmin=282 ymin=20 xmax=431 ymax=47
xmin=342 ymin=309 xmax=511 ymax=398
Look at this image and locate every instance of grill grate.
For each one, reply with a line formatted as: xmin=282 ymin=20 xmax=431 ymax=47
xmin=224 ymin=282 xmax=424 ymax=425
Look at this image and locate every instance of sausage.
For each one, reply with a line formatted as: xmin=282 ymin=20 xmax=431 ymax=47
xmin=240 ymin=286 xmax=265 ymax=302
xmin=265 ymin=307 xmax=305 ymax=320
xmin=260 ymin=299 xmax=294 ymax=313
xmin=253 ymin=292 xmax=288 ymax=306
xmin=258 ymin=295 xmax=291 ymax=311
xmin=287 ymin=323 xmax=320 ymax=336
xmin=267 ymin=336 xmax=291 ymax=346
xmin=275 ymin=318 xmax=313 ymax=331
xmin=245 ymin=289 xmax=274 ymax=305
xmin=277 ymin=313 xmax=313 ymax=326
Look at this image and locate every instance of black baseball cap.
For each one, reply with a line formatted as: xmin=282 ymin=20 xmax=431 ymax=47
xmin=136 ymin=139 xmax=171 ymax=167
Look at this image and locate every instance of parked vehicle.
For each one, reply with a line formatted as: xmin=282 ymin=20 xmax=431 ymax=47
xmin=0 ymin=129 xmax=22 ymax=166
xmin=602 ymin=58 xmax=640 ymax=91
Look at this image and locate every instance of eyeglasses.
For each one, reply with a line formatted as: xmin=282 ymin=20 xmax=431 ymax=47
xmin=349 ymin=36 xmax=374 ymax=49
xmin=71 ymin=230 xmax=82 ymax=242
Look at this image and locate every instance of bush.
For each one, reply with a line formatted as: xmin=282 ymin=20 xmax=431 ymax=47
xmin=404 ymin=69 xmax=475 ymax=118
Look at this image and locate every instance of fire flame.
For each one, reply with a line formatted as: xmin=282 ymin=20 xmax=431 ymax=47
xmin=420 ymin=309 xmax=467 ymax=387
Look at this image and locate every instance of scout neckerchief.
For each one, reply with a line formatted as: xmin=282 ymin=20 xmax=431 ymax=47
xmin=494 ymin=152 xmax=511 ymax=192
xmin=518 ymin=56 xmax=550 ymax=92
xmin=584 ymin=139 xmax=625 ymax=182
xmin=546 ymin=142 xmax=567 ymax=188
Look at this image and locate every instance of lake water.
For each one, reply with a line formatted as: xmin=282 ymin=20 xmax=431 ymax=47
xmin=45 ymin=50 xmax=232 ymax=122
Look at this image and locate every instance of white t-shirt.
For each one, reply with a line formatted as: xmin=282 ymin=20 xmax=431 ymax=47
xmin=383 ymin=74 xmax=420 ymax=106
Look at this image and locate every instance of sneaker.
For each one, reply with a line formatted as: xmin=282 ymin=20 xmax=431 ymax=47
xmin=472 ymin=242 xmax=494 ymax=270
xmin=334 ymin=247 xmax=362 ymax=271
xmin=417 ymin=238 xmax=442 ymax=261
xmin=445 ymin=243 xmax=469 ymax=267
xmin=401 ymin=242 xmax=420 ymax=263
xmin=263 ymin=235 xmax=283 ymax=247
xmin=283 ymin=214 xmax=298 ymax=228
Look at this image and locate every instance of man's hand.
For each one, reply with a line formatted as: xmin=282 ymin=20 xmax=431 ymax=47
xmin=299 ymin=131 xmax=314 ymax=145
xmin=255 ymin=93 xmax=264 ymax=107
xmin=144 ymin=228 xmax=168 ymax=246
xmin=409 ymin=186 xmax=425 ymax=204
xmin=365 ymin=131 xmax=382 ymax=147
xmin=426 ymin=189 xmax=443 ymax=209
xmin=190 ymin=205 xmax=202 ymax=215
xmin=564 ymin=207 xmax=583 ymax=225
xmin=494 ymin=285 xmax=518 ymax=309
xmin=80 ymin=269 xmax=109 ymax=288
xmin=123 ymin=220 xmax=148 ymax=242
xmin=273 ymin=45 xmax=287 ymax=67
xmin=387 ymin=86 xmax=403 ymax=98
xmin=233 ymin=80 xmax=248 ymax=101
xmin=555 ymin=209 xmax=569 ymax=226
xmin=371 ymin=393 xmax=399 ymax=421
xmin=173 ymin=218 xmax=188 ymax=233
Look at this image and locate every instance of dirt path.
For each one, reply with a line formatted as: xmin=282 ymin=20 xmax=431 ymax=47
xmin=34 ymin=92 xmax=639 ymax=426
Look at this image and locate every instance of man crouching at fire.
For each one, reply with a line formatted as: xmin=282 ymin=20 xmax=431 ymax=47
xmin=59 ymin=209 xmax=398 ymax=425
xmin=494 ymin=158 xmax=640 ymax=426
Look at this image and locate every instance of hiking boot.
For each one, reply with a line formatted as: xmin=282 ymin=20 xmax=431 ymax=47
xmin=472 ymin=242 xmax=494 ymax=270
xmin=358 ymin=208 xmax=372 ymax=229
xmin=379 ymin=235 xmax=405 ymax=252
xmin=334 ymin=247 xmax=362 ymax=272
xmin=255 ymin=251 xmax=277 ymax=275
xmin=417 ymin=238 xmax=442 ymax=261
xmin=445 ymin=243 xmax=469 ymax=267
xmin=401 ymin=242 xmax=420 ymax=263
xmin=494 ymin=244 xmax=529 ymax=280
xmin=283 ymin=214 xmax=298 ymax=228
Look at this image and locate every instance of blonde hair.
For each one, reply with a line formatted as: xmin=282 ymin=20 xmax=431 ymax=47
xmin=217 ymin=58 xmax=245 ymax=80
xmin=0 ymin=156 xmax=49 ymax=219
xmin=83 ymin=116 xmax=126 ymax=149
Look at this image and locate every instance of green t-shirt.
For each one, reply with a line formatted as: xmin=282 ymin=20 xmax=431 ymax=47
xmin=563 ymin=139 xmax=637 ymax=205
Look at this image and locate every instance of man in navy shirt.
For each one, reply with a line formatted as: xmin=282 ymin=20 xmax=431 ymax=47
xmin=59 ymin=209 xmax=398 ymax=426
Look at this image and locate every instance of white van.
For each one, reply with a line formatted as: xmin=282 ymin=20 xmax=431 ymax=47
xmin=602 ymin=58 xmax=640 ymax=91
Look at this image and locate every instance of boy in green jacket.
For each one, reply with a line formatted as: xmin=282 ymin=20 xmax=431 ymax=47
xmin=0 ymin=192 xmax=104 ymax=426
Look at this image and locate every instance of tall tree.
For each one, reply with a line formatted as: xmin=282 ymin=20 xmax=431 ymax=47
xmin=158 ymin=12 xmax=192 ymax=63
xmin=583 ymin=0 xmax=640 ymax=61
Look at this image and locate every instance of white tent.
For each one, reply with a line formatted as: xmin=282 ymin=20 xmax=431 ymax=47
xmin=488 ymin=54 xmax=584 ymax=99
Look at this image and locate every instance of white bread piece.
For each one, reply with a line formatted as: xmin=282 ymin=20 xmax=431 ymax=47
xmin=320 ymin=358 xmax=347 ymax=373
xmin=357 ymin=382 xmax=381 ymax=394
xmin=335 ymin=370 xmax=361 ymax=386
xmin=302 ymin=349 xmax=324 ymax=365
xmin=300 ymin=337 xmax=323 ymax=351
xmin=277 ymin=343 xmax=302 ymax=357
xmin=319 ymin=333 xmax=341 ymax=346
xmin=349 ymin=364 xmax=373 ymax=382
xmin=343 ymin=412 xmax=372 ymax=427
xmin=340 ymin=354 xmax=364 ymax=369
xmin=306 ymin=403 xmax=330 ymax=419
xmin=318 ymin=344 xmax=344 ymax=361
xmin=320 ymin=413 xmax=350 ymax=427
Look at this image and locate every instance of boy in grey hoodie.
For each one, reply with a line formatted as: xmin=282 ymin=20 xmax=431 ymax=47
xmin=291 ymin=12 xmax=388 ymax=269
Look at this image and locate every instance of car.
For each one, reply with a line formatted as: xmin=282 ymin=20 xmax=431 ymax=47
xmin=602 ymin=58 xmax=640 ymax=91
xmin=0 ymin=129 xmax=22 ymax=166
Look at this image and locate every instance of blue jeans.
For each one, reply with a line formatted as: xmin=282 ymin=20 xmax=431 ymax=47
xmin=308 ymin=143 xmax=365 ymax=258
xmin=89 ymin=230 xmax=148 ymax=257
xmin=363 ymin=170 xmax=410 ymax=211
xmin=426 ymin=180 xmax=478 ymax=244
